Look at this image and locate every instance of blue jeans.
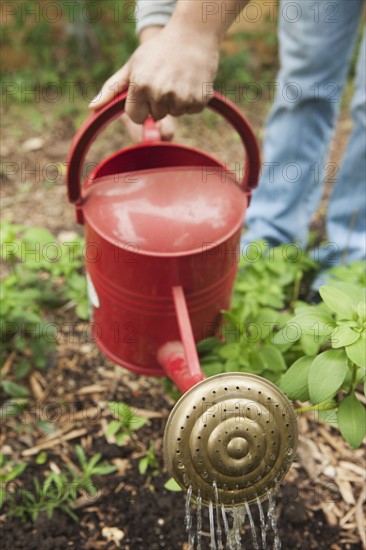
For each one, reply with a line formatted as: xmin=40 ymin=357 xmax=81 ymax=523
xmin=243 ymin=0 xmax=366 ymax=284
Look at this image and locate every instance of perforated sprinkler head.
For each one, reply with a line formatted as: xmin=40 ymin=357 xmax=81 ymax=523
xmin=163 ymin=373 xmax=298 ymax=507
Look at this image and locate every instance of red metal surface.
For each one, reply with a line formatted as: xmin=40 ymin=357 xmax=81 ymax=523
xmin=172 ymin=286 xmax=202 ymax=378
xmin=157 ymin=342 xmax=204 ymax=394
xmin=66 ymin=91 xmax=260 ymax=383
xmin=81 ymin=167 xmax=245 ymax=254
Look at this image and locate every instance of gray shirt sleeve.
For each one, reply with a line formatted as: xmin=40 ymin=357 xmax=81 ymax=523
xmin=136 ymin=0 xmax=176 ymax=34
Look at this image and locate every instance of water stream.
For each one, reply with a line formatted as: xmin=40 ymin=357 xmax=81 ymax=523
xmin=184 ymin=485 xmax=281 ymax=549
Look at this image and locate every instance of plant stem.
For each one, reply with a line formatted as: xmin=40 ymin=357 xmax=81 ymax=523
xmin=295 ymin=403 xmax=338 ymax=414
xmin=350 ymin=361 xmax=358 ymax=392
xmin=290 ymin=269 xmax=302 ymax=311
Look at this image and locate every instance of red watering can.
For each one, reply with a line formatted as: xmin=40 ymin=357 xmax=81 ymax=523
xmin=66 ymin=92 xmax=298 ymax=506
xmin=66 ymin=91 xmax=260 ymax=392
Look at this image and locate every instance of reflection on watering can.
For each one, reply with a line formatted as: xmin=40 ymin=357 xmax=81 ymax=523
xmin=66 ymin=91 xmax=297 ymax=506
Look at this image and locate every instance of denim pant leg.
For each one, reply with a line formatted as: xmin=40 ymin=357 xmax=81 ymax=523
xmin=319 ymin=27 xmax=366 ymax=268
xmin=243 ymin=0 xmax=364 ymax=249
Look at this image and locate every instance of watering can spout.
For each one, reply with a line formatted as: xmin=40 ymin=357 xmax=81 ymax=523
xmin=157 ymin=342 xmax=204 ymax=394
xmin=157 ymin=286 xmax=205 ymax=394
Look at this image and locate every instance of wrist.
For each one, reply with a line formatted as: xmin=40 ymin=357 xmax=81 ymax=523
xmin=139 ymin=25 xmax=164 ymax=43
xmin=173 ymin=11 xmax=222 ymax=43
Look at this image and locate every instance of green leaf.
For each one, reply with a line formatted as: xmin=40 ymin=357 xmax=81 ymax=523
xmin=331 ymin=326 xmax=360 ymax=349
xmin=345 ymin=333 xmax=366 ymax=369
xmin=247 ymin=351 xmax=266 ymax=374
xmin=164 ymin=478 xmax=182 ymax=492
xmin=88 ymin=453 xmax=102 ymax=470
xmin=308 ymin=350 xmax=348 ymax=404
xmin=328 ymin=282 xmax=365 ymax=308
xmin=15 ymin=361 xmax=31 ymax=380
xmin=338 ymin=394 xmax=366 ymax=449
xmin=279 ymin=356 xmax=315 ymax=402
xmin=257 ymin=346 xmax=286 ymax=373
xmin=318 ymin=404 xmax=338 ymax=427
xmin=358 ymin=301 xmax=366 ymax=323
xmin=273 ymin=323 xmax=302 ymax=345
xmin=1 ymin=381 xmax=29 ymax=398
xmin=291 ymin=312 xmax=335 ymax=336
xmin=35 ymin=452 xmax=47 ymax=465
xmin=106 ymin=420 xmax=121 ymax=439
xmin=115 ymin=432 xmax=128 ymax=446
xmin=91 ymin=464 xmax=117 ymax=475
xmin=319 ymin=286 xmax=356 ymax=318
xmin=196 ymin=338 xmax=221 ymax=355
xmin=5 ymin=462 xmax=27 ymax=481
xmin=300 ymin=333 xmax=322 ymax=355
xmin=22 ymin=227 xmax=55 ymax=245
xmin=202 ymin=363 xmax=224 ymax=377
xmin=130 ymin=416 xmax=147 ymax=431
xmin=218 ymin=344 xmax=240 ymax=360
xmin=75 ymin=445 xmax=87 ymax=468
xmin=139 ymin=457 xmax=148 ymax=475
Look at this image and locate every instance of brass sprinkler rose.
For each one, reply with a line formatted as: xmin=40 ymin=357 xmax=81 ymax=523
xmin=164 ymin=373 xmax=298 ymax=507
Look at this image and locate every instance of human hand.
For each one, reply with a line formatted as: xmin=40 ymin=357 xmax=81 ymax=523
xmin=89 ymin=20 xmax=220 ymax=123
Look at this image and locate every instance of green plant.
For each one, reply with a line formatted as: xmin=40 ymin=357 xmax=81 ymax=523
xmin=197 ymin=242 xmax=318 ymax=383
xmin=106 ymin=402 xmax=148 ymax=446
xmin=7 ymin=471 xmax=79 ymax=522
xmin=164 ymin=478 xmax=182 ymax=492
xmin=5 ymin=448 xmax=116 ymax=522
xmin=275 ymin=282 xmax=366 ymax=448
xmin=197 ymin=243 xmax=365 ymax=449
xmin=326 ymin=261 xmax=366 ymax=286
xmin=1 ymin=1 xmax=138 ymax=98
xmin=1 ymin=223 xmax=88 ymax=406
xmin=68 ymin=445 xmax=117 ymax=495
xmin=138 ymin=442 xmax=159 ymax=476
xmin=0 ymin=453 xmax=27 ymax=508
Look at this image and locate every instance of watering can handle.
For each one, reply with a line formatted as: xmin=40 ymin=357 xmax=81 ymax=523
xmin=142 ymin=117 xmax=161 ymax=142
xmin=66 ymin=91 xmax=260 ymax=203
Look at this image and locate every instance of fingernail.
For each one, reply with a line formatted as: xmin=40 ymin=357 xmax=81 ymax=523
xmin=88 ymin=96 xmax=98 ymax=108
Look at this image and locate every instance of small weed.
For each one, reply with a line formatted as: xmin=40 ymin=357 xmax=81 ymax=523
xmin=138 ymin=442 xmax=159 ymax=476
xmin=0 ymin=453 xmax=27 ymax=508
xmin=4 ymin=448 xmax=116 ymax=522
xmin=106 ymin=402 xmax=147 ymax=446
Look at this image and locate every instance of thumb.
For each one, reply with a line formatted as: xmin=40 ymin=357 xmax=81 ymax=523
xmin=157 ymin=116 xmax=175 ymax=141
xmin=89 ymin=60 xmax=131 ymax=111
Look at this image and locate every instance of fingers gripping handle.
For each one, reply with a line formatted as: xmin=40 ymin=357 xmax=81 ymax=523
xmin=66 ymin=91 xmax=261 ymax=204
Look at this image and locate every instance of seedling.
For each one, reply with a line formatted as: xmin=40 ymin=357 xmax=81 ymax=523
xmin=106 ymin=402 xmax=147 ymax=446
xmin=0 ymin=453 xmax=27 ymax=508
xmin=68 ymin=444 xmax=117 ymax=495
xmin=5 ymin=449 xmax=117 ymax=522
xmin=138 ymin=442 xmax=159 ymax=476
xmin=164 ymin=477 xmax=182 ymax=492
xmin=6 ymin=471 xmax=78 ymax=522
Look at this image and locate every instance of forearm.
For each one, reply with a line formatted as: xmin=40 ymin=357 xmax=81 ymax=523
xmin=172 ymin=0 xmax=249 ymax=40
